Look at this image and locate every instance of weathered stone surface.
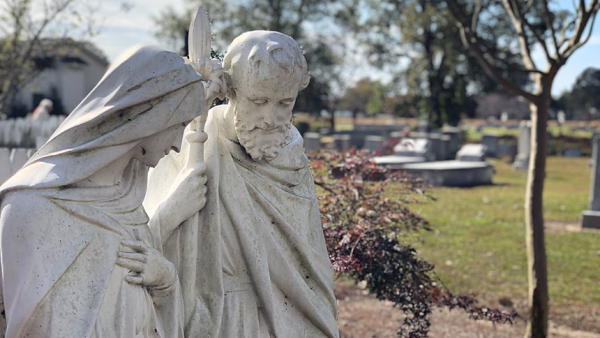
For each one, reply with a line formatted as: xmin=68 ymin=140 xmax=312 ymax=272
xmin=0 ymin=45 xmax=212 ymax=338
xmin=145 ymin=30 xmax=339 ymax=338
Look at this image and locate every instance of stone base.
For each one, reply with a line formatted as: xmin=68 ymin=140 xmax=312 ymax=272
xmin=401 ymin=160 xmax=494 ymax=187
xmin=581 ymin=210 xmax=600 ymax=229
xmin=513 ymin=155 xmax=529 ymax=171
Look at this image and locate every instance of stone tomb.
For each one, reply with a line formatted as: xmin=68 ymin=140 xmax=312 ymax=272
xmin=372 ymin=155 xmax=427 ymax=169
xmin=401 ymin=160 xmax=494 ymax=187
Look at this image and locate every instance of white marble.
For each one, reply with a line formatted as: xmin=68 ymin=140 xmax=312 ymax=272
xmin=0 ymin=45 xmax=221 ymax=337
xmin=394 ymin=138 xmax=433 ymax=160
xmin=145 ymin=30 xmax=339 ymax=338
xmin=373 ymin=155 xmax=427 ymax=168
xmin=457 ymin=143 xmax=487 ymax=162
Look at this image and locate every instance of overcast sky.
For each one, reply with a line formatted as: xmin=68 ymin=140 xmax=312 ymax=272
xmin=89 ymin=0 xmax=600 ymax=97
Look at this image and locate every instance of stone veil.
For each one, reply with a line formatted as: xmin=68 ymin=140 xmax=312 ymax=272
xmin=0 ymin=45 xmax=205 ymax=338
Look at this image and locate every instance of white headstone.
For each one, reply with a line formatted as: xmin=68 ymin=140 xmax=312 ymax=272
xmin=457 ymin=144 xmax=487 ymax=162
xmin=513 ymin=121 xmax=531 ymax=171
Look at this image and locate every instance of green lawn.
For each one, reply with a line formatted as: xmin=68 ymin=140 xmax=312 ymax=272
xmin=407 ymin=157 xmax=600 ymax=306
xmin=465 ymin=125 xmax=594 ymax=142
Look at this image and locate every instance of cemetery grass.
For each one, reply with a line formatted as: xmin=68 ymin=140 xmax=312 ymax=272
xmin=466 ymin=125 xmax=594 ymax=142
xmin=395 ymin=156 xmax=600 ymax=323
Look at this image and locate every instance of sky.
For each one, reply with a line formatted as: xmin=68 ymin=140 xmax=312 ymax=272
xmin=89 ymin=0 xmax=600 ymax=98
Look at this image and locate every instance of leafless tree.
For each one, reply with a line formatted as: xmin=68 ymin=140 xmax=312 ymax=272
xmin=443 ymin=0 xmax=600 ymax=337
xmin=0 ymin=0 xmax=99 ymax=116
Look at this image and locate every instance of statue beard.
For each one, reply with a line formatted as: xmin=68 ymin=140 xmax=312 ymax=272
xmin=234 ymin=114 xmax=291 ymax=161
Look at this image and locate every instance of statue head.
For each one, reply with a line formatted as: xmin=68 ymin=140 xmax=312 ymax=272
xmin=223 ymin=30 xmax=310 ymax=161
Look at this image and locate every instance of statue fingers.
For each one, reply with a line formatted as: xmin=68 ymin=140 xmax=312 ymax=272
xmin=116 ymin=258 xmax=145 ymax=272
xmin=120 ymin=239 xmax=148 ymax=253
xmin=124 ymin=273 xmax=144 ymax=285
xmin=117 ymin=251 xmax=147 ymax=263
xmin=199 ymin=174 xmax=208 ymax=186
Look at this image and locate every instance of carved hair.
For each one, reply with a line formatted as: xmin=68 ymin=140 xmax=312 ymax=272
xmin=223 ymin=31 xmax=310 ymax=98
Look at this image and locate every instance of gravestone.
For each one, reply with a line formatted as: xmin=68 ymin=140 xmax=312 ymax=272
xmin=456 ymin=144 xmax=487 ymax=162
xmin=394 ymin=138 xmax=434 ymax=161
xmin=513 ymin=121 xmax=531 ymax=171
xmin=364 ymin=135 xmax=384 ymax=152
xmin=582 ymin=134 xmax=600 ymax=228
xmin=417 ymin=119 xmax=428 ymax=132
xmin=303 ymin=132 xmax=321 ymax=154
xmin=443 ymin=128 xmax=461 ymax=159
xmin=563 ymin=148 xmax=582 ymax=158
xmin=481 ymin=134 xmax=499 ymax=158
xmin=333 ymin=134 xmax=351 ymax=151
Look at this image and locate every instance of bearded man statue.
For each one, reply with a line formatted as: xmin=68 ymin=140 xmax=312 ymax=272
xmin=144 ymin=31 xmax=339 ymax=338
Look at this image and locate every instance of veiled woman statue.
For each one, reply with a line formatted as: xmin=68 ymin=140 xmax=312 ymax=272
xmin=0 ymin=45 xmax=219 ymax=338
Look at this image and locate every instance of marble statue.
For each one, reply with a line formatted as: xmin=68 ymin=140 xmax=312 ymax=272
xmin=144 ymin=30 xmax=339 ymax=337
xmin=0 ymin=45 xmax=223 ymax=337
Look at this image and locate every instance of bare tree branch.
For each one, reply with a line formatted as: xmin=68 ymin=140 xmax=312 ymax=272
xmin=561 ymin=0 xmax=599 ymax=58
xmin=471 ymin=0 xmax=482 ymax=32
xmin=502 ymin=0 xmax=540 ymax=69
xmin=541 ymin=0 xmax=560 ymax=59
xmin=563 ymin=8 xmax=598 ymax=59
xmin=445 ymin=0 xmax=539 ymax=103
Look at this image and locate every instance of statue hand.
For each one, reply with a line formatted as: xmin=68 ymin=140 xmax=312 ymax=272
xmin=158 ymin=162 xmax=208 ymax=235
xmin=117 ymin=240 xmax=176 ymax=288
xmin=188 ymin=56 xmax=226 ymax=103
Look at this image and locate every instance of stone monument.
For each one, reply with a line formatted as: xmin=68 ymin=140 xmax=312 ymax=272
xmin=0 ymin=44 xmax=224 ymax=337
xmin=513 ymin=121 xmax=531 ymax=171
xmin=582 ymin=134 xmax=600 ymax=228
xmin=144 ymin=30 xmax=339 ymax=337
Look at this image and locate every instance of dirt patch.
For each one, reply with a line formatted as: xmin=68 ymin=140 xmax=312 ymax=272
xmin=336 ymin=281 xmax=600 ymax=338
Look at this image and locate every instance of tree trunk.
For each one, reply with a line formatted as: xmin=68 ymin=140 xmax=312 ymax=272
xmin=524 ymin=86 xmax=550 ymax=338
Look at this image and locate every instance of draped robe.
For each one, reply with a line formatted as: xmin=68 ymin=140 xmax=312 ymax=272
xmin=0 ymin=161 xmax=183 ymax=338
xmin=145 ymin=105 xmax=339 ymax=338
xmin=0 ymin=45 xmax=204 ymax=338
